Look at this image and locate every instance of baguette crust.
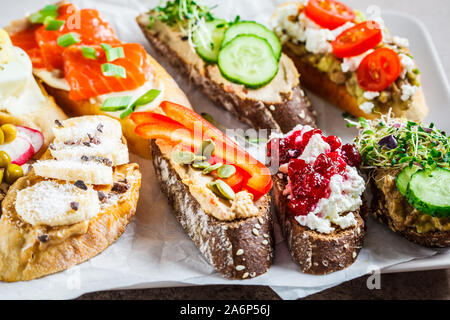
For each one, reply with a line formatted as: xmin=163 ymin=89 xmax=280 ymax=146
xmin=283 ymin=44 xmax=428 ymax=121
xmin=151 ymin=140 xmax=274 ymax=279
xmin=137 ymin=15 xmax=316 ymax=133
xmin=0 ymin=162 xmax=141 ymax=282
xmin=273 ymin=174 xmax=366 ymax=274
xmin=370 ymin=178 xmax=450 ymax=248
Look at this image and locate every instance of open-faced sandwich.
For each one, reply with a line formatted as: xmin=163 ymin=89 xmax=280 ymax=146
xmin=132 ymin=101 xmax=274 ymax=279
xmin=272 ymin=0 xmax=427 ymax=120
xmin=0 ymin=115 xmax=141 ymax=281
xmin=350 ymin=114 xmax=449 ymax=247
xmin=7 ymin=2 xmax=190 ymax=159
xmin=268 ymin=125 xmax=366 ymax=274
xmin=137 ymin=0 xmax=316 ymax=133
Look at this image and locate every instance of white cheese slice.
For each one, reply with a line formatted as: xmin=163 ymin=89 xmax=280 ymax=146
xmin=15 ymin=180 xmax=100 ymax=226
xmin=52 ymin=115 xmax=123 ymax=143
xmin=33 ymin=160 xmax=113 ymax=185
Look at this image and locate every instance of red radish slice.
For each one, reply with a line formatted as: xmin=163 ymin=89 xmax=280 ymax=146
xmin=16 ymin=126 xmax=44 ymax=155
xmin=0 ymin=136 xmax=34 ymax=165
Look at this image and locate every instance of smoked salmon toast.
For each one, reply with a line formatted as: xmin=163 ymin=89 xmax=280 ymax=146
xmin=7 ymin=2 xmax=190 ymax=159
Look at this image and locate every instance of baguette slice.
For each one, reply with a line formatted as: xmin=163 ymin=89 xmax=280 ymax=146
xmin=369 ymin=173 xmax=450 ymax=248
xmin=137 ymin=13 xmax=316 ymax=133
xmin=151 ymin=140 xmax=274 ymax=279
xmin=273 ymin=174 xmax=366 ymax=274
xmin=283 ymin=41 xmax=428 ymax=121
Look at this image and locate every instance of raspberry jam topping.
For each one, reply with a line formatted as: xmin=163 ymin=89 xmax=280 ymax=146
xmin=268 ymin=127 xmax=361 ymax=217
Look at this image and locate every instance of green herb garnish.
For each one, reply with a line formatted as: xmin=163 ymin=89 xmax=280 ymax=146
xmin=45 ymin=18 xmax=65 ymax=31
xmin=101 ymin=63 xmax=126 ymax=78
xmin=29 ymin=4 xmax=59 ymax=24
xmin=81 ymin=46 xmax=98 ymax=60
xmin=349 ymin=112 xmax=449 ymax=170
xmin=57 ymin=32 xmax=81 ymax=48
xmin=120 ymin=89 xmax=161 ymax=119
xmin=105 ymin=46 xmax=125 ymax=62
xmin=100 ymin=96 xmax=133 ymax=112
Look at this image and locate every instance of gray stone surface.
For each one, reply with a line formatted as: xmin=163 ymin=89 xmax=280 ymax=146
xmin=79 ymin=0 xmax=450 ymax=300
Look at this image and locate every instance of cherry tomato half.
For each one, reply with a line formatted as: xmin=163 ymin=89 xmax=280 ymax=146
xmin=304 ymin=0 xmax=355 ymax=30
xmin=331 ymin=21 xmax=382 ymax=58
xmin=356 ymin=48 xmax=401 ymax=92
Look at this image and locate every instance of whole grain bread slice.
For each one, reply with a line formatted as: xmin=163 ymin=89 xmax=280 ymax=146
xmin=151 ymin=140 xmax=274 ymax=279
xmin=272 ymin=174 xmax=366 ymax=274
xmin=137 ymin=14 xmax=316 ymax=133
xmin=283 ymin=43 xmax=428 ymax=121
xmin=369 ymin=178 xmax=450 ymax=248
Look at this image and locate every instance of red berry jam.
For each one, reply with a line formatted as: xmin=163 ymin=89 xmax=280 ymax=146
xmin=268 ymin=127 xmax=362 ymax=217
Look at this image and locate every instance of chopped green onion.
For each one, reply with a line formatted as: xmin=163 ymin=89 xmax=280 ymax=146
xmin=81 ymin=46 xmax=98 ymax=60
xmin=105 ymin=47 xmax=125 ymax=62
xmin=29 ymin=4 xmax=59 ymax=24
xmin=100 ymin=96 xmax=133 ymax=112
xmin=120 ymin=89 xmax=161 ymax=119
xmin=57 ymin=33 xmax=81 ymax=48
xmin=100 ymin=43 xmax=112 ymax=51
xmin=45 ymin=19 xmax=65 ymax=31
xmin=101 ymin=63 xmax=126 ymax=78
xmin=133 ymin=89 xmax=161 ymax=107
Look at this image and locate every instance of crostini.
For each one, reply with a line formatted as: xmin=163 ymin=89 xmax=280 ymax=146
xmin=267 ymin=125 xmax=366 ymax=274
xmin=350 ymin=115 xmax=449 ymax=247
xmin=0 ymin=28 xmax=66 ymax=151
xmin=137 ymin=0 xmax=316 ymax=133
xmin=7 ymin=2 xmax=190 ymax=159
xmin=272 ymin=0 xmax=427 ymax=120
xmin=132 ymin=101 xmax=274 ymax=279
xmin=0 ymin=115 xmax=141 ymax=281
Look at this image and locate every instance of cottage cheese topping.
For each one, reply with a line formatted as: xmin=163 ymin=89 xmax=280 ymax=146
xmin=359 ymin=101 xmax=375 ymax=114
xmin=400 ymin=83 xmax=418 ymax=101
xmin=295 ymin=166 xmax=364 ymax=233
xmin=272 ymin=125 xmax=365 ymax=234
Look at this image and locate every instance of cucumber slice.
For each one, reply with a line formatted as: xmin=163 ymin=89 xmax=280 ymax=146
xmin=192 ymin=19 xmax=227 ymax=63
xmin=407 ymin=167 xmax=450 ymax=217
xmin=218 ymin=34 xmax=278 ymax=89
xmin=396 ymin=165 xmax=420 ymax=196
xmin=221 ymin=21 xmax=281 ymax=60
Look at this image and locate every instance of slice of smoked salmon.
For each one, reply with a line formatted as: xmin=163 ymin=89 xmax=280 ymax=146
xmin=34 ymin=5 xmax=120 ymax=70
xmin=10 ymin=25 xmax=45 ymax=68
xmin=63 ymin=43 xmax=151 ymax=101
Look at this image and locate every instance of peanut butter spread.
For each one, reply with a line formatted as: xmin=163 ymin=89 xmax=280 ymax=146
xmin=374 ymin=169 xmax=450 ymax=233
xmin=143 ymin=13 xmax=299 ymax=104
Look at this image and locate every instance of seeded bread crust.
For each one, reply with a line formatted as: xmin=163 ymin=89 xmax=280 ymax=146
xmin=273 ymin=174 xmax=366 ymax=274
xmin=283 ymin=43 xmax=428 ymax=121
xmin=370 ymin=178 xmax=450 ymax=248
xmin=137 ymin=15 xmax=316 ymax=133
xmin=151 ymin=140 xmax=274 ymax=279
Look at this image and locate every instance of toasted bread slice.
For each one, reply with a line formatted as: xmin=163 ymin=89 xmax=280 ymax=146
xmin=272 ymin=174 xmax=366 ymax=274
xmin=283 ymin=40 xmax=428 ymax=121
xmin=136 ymin=13 xmax=316 ymax=133
xmin=151 ymin=140 xmax=274 ymax=279
xmin=0 ymin=115 xmax=141 ymax=282
xmin=369 ymin=173 xmax=450 ymax=248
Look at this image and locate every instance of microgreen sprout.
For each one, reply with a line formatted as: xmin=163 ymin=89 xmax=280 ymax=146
xmin=347 ymin=111 xmax=449 ymax=170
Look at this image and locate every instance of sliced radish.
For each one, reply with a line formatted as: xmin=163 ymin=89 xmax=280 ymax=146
xmin=0 ymin=136 xmax=34 ymax=166
xmin=16 ymin=126 xmax=44 ymax=155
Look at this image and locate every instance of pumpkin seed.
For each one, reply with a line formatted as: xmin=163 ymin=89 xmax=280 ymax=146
xmin=194 ymin=155 xmax=207 ymax=162
xmin=197 ymin=139 xmax=215 ymax=159
xmin=192 ymin=161 xmax=211 ymax=169
xmin=215 ymin=180 xmax=235 ymax=200
xmin=203 ymin=162 xmax=222 ymax=174
xmin=172 ymin=151 xmax=195 ymax=164
xmin=217 ymin=164 xmax=236 ymax=178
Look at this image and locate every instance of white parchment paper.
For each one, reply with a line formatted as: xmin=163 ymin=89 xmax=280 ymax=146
xmin=0 ymin=0 xmax=444 ymax=300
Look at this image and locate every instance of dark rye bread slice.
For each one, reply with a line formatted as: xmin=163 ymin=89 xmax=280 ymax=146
xmin=273 ymin=174 xmax=366 ymax=274
xmin=151 ymin=141 xmax=274 ymax=279
xmin=369 ymin=179 xmax=450 ymax=248
xmin=137 ymin=14 xmax=316 ymax=133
